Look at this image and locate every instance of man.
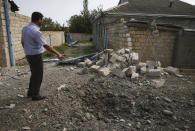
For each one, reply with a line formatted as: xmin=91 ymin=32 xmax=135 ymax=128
xmin=21 ymin=12 xmax=64 ymax=101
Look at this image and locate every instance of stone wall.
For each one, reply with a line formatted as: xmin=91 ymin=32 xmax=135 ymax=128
xmin=93 ymin=17 xmax=178 ymax=67
xmin=106 ymin=19 xmax=131 ymax=50
xmin=129 ymin=23 xmax=178 ymax=67
xmin=10 ymin=12 xmax=30 ymax=61
xmin=70 ymin=33 xmax=92 ymax=41
xmin=0 ymin=1 xmax=65 ymax=67
xmin=93 ymin=18 xmax=131 ymax=51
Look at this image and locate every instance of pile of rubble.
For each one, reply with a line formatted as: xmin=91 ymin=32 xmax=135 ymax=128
xmin=78 ymin=48 xmax=181 ymax=87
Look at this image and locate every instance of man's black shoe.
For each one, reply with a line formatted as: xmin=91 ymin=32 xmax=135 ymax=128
xmin=32 ymin=95 xmax=46 ymax=101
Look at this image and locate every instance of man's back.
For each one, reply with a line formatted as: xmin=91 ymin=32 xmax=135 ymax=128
xmin=22 ymin=22 xmax=46 ymax=55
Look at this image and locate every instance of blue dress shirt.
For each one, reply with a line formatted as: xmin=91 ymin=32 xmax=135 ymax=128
xmin=22 ymin=22 xmax=46 ymax=55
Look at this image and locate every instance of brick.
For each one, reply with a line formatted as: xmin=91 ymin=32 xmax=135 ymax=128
xmin=146 ymin=69 xmax=162 ymax=78
xmin=112 ymin=69 xmax=126 ymax=78
xmin=131 ymin=72 xmax=139 ymax=80
xmin=90 ymin=65 xmax=100 ymax=72
xmin=151 ymin=79 xmax=165 ymax=88
xmin=98 ymin=67 xmax=111 ymax=77
xmin=130 ymin=52 xmax=139 ymax=64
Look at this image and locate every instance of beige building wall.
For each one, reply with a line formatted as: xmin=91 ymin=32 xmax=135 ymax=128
xmin=10 ymin=12 xmax=30 ymax=61
xmin=42 ymin=31 xmax=65 ymax=47
xmin=70 ymin=33 xmax=92 ymax=41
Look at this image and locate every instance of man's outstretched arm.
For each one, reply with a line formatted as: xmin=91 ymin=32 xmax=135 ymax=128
xmin=44 ymin=45 xmax=65 ymax=60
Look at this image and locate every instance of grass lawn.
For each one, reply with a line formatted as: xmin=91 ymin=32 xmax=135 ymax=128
xmin=42 ymin=43 xmax=68 ymax=58
xmin=42 ymin=41 xmax=99 ymax=59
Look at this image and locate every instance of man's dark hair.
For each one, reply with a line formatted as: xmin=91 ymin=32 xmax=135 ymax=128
xmin=31 ymin=12 xmax=43 ymax=22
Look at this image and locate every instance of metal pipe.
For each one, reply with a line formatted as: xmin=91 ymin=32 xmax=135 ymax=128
xmin=49 ymin=34 xmax=51 ymax=46
xmin=4 ymin=0 xmax=15 ymax=66
xmin=105 ymin=28 xmax=109 ymax=49
xmin=56 ymin=53 xmax=96 ymax=65
xmin=90 ymin=51 xmax=104 ymax=60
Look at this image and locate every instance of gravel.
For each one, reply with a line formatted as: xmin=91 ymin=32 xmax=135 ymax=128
xmin=0 ymin=63 xmax=194 ymax=131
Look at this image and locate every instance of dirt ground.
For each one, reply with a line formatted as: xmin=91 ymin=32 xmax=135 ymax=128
xmin=0 ymin=63 xmax=194 ymax=131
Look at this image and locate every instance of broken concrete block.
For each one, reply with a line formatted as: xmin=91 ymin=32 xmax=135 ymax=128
xmin=109 ymin=53 xmax=126 ymax=63
xmin=122 ymin=54 xmax=130 ymax=61
xmin=151 ymin=79 xmax=165 ymax=88
xmin=137 ymin=62 xmax=147 ymax=69
xmin=131 ymin=72 xmax=139 ymax=80
xmin=107 ymin=63 xmax=121 ymax=70
xmin=140 ymin=66 xmax=147 ymax=74
xmin=4 ymin=104 xmax=16 ymax=109
xmin=109 ymin=54 xmax=118 ymax=63
xmin=117 ymin=48 xmax=125 ymax=55
xmin=84 ymin=59 xmax=93 ymax=67
xmin=156 ymin=61 xmax=161 ymax=68
xmin=130 ymin=52 xmax=139 ymax=64
xmin=122 ymin=68 xmax=128 ymax=72
xmin=163 ymin=110 xmax=173 ymax=116
xmin=125 ymin=49 xmax=130 ymax=54
xmin=146 ymin=61 xmax=156 ymax=69
xmin=164 ymin=66 xmax=179 ymax=76
xmin=105 ymin=49 xmax=114 ymax=54
xmin=22 ymin=126 xmax=31 ymax=130
xmin=96 ymin=59 xmax=105 ymax=67
xmin=146 ymin=61 xmax=161 ymax=69
xmin=175 ymin=74 xmax=183 ymax=78
xmin=78 ymin=67 xmax=88 ymax=75
xmin=120 ymin=62 xmax=129 ymax=69
xmin=98 ymin=68 xmax=111 ymax=77
xmin=78 ymin=62 xmax=86 ymax=68
xmin=90 ymin=65 xmax=100 ymax=72
xmin=126 ymin=66 xmax=136 ymax=76
xmin=117 ymin=56 xmax=126 ymax=63
xmin=112 ymin=69 xmax=126 ymax=78
xmin=146 ymin=69 xmax=162 ymax=78
xmin=57 ymin=84 xmax=66 ymax=91
xmin=70 ymin=67 xmax=74 ymax=71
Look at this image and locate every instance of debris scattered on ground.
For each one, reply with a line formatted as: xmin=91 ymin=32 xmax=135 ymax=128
xmin=163 ymin=110 xmax=174 ymax=116
xmin=0 ymin=63 xmax=194 ymax=130
xmin=57 ymin=84 xmax=66 ymax=91
xmin=164 ymin=66 xmax=182 ymax=77
xmin=77 ymin=48 xmax=183 ymax=88
xmin=22 ymin=126 xmax=31 ymax=130
xmin=17 ymin=94 xmax=24 ymax=98
xmin=0 ymin=104 xmax=16 ymax=110
xmin=151 ymin=79 xmax=166 ymax=88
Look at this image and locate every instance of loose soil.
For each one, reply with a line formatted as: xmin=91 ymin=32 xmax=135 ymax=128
xmin=0 ymin=63 xmax=194 ymax=131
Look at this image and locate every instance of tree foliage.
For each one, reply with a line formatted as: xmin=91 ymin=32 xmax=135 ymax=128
xmin=40 ymin=17 xmax=65 ymax=31
xmin=68 ymin=7 xmax=103 ymax=33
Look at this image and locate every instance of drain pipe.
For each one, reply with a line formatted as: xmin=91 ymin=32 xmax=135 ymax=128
xmin=105 ymin=28 xmax=109 ymax=49
xmin=4 ymin=0 xmax=15 ymax=66
xmin=49 ymin=34 xmax=52 ymax=46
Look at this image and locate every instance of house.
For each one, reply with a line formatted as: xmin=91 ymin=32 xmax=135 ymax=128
xmin=93 ymin=0 xmax=195 ymax=68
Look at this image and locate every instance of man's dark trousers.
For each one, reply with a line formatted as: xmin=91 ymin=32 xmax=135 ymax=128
xmin=26 ymin=54 xmax=43 ymax=97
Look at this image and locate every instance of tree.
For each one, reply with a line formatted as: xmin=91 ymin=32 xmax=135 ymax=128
xmin=68 ymin=6 xmax=103 ymax=33
xmin=40 ymin=17 xmax=64 ymax=31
